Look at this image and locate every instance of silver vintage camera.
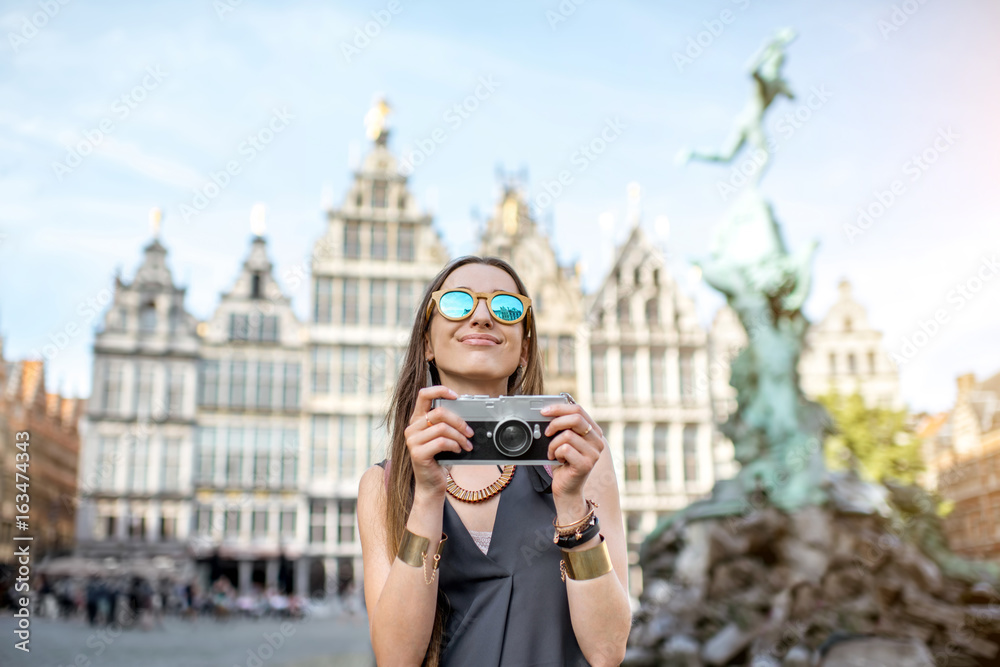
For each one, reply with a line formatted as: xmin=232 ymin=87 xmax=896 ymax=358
xmin=433 ymin=393 xmax=575 ymax=465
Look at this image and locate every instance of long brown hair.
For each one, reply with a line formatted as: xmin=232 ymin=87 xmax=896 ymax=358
xmin=379 ymin=255 xmax=544 ymax=665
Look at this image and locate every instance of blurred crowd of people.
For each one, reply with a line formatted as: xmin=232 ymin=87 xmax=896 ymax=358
xmin=4 ymin=572 xmax=329 ymax=628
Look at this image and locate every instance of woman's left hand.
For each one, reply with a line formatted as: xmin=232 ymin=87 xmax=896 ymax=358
xmin=541 ymin=402 xmax=604 ymax=505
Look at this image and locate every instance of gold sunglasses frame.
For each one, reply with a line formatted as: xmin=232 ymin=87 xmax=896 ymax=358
xmin=425 ymin=288 xmax=533 ymax=328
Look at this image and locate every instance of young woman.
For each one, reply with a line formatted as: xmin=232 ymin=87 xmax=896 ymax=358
xmin=358 ymin=256 xmax=630 ymax=666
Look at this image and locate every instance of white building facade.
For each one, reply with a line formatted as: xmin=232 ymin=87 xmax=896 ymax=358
xmin=77 ymin=237 xmax=200 ymax=562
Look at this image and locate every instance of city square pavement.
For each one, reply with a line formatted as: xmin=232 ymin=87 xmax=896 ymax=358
xmin=0 ymin=609 xmax=374 ymax=667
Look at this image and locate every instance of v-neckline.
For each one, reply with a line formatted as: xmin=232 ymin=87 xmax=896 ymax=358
xmin=445 ymin=470 xmax=512 ymax=560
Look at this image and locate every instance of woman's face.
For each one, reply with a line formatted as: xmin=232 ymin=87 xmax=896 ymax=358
xmin=424 ymin=263 xmax=529 ymax=397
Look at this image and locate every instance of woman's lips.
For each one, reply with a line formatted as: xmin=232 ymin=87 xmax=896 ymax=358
xmin=461 ymin=338 xmax=499 ymax=346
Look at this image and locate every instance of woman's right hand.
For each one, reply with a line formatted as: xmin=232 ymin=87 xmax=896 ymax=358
xmin=404 ymin=385 xmax=475 ymax=496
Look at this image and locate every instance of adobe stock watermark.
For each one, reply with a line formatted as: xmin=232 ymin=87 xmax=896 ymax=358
xmin=397 ymin=76 xmax=500 ymax=176
xmin=340 ymin=0 xmax=403 ymax=63
xmin=51 ymin=66 xmax=168 ymax=180
xmin=532 ymin=116 xmax=627 ymax=211
xmin=545 ymin=0 xmax=589 ymax=31
xmin=877 ymin=0 xmax=932 ymax=39
xmin=716 ymin=84 xmax=832 ymax=201
xmin=177 ymin=108 xmax=294 ymax=223
xmin=213 ymin=0 xmax=244 ymax=20
xmin=890 ymin=253 xmax=999 ymax=367
xmin=673 ymin=0 xmax=751 ymax=73
xmin=843 ymin=126 xmax=957 ymax=244
xmin=233 ymin=622 xmax=297 ymax=667
xmin=7 ymin=0 xmax=72 ymax=53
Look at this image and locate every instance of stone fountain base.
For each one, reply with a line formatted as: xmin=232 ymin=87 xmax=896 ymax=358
xmin=624 ymin=504 xmax=1000 ymax=666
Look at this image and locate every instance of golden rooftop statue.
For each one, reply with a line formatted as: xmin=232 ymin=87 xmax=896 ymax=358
xmin=364 ymin=97 xmax=391 ymax=144
xmin=149 ymin=207 xmax=162 ymax=237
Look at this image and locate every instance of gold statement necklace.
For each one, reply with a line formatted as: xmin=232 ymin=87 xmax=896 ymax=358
xmin=445 ymin=465 xmax=516 ymax=503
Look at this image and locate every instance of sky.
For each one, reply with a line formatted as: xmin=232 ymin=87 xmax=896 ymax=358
xmin=1 ymin=0 xmax=998 ymax=413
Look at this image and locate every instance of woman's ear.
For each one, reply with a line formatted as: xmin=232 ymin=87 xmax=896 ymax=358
xmin=424 ymin=332 xmax=433 ymax=361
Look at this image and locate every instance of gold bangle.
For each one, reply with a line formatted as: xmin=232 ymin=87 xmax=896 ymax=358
xmin=561 ymin=535 xmax=613 ymax=582
xmin=398 ymin=529 xmax=448 ymax=584
xmin=553 ymin=498 xmax=599 ymax=535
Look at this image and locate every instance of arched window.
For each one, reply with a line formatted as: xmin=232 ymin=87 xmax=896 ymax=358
xmin=140 ymin=300 xmax=157 ymax=332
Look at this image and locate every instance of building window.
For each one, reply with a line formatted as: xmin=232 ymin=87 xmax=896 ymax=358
xmin=200 ymin=361 xmax=219 ymax=408
xmin=197 ymin=428 xmax=216 ymax=485
xmin=372 ymin=180 xmax=388 ymax=208
xmin=311 ymin=347 xmax=331 ymax=394
xmin=646 ymin=298 xmax=659 ymax=326
xmin=161 ymin=438 xmax=181 ymax=491
xmin=558 ymin=336 xmax=574 ymax=376
xmin=341 ymin=346 xmax=360 ymax=394
xmin=95 ymin=436 xmax=118 ymax=491
xmin=166 ymin=366 xmax=185 ymax=417
xmin=371 ymin=224 xmax=387 ymax=259
xmin=868 ymin=351 xmax=876 ymax=375
xmin=224 ymin=431 xmax=241 ymax=486
xmin=230 ymin=360 xmax=247 ymax=408
xmin=650 ymin=348 xmax=666 ymax=400
xmin=314 ymin=278 xmax=333 ymax=324
xmin=829 ymin=353 xmax=837 ymax=375
xmin=310 ymin=502 xmax=327 ymax=543
xmin=260 ymin=315 xmax=278 ymax=342
xmin=129 ymin=438 xmax=148 ymax=492
xmin=847 ymin=353 xmax=857 ymax=375
xmin=136 ymin=365 xmax=154 ymax=418
xmin=283 ymin=363 xmax=300 ymax=409
xmin=282 ymin=433 xmax=297 ymax=487
xmin=312 ymin=416 xmax=329 ymax=478
xmin=617 ymin=298 xmax=630 ymax=325
xmin=338 ymin=415 xmax=357 ymax=480
xmin=280 ymin=509 xmax=296 ymax=538
xmin=844 ymin=317 xmax=853 ymax=332
xmin=252 ymin=510 xmax=268 ymax=539
xmin=397 ymin=225 xmax=415 ymax=261
xmin=103 ymin=363 xmax=123 ymax=414
xmin=396 ymin=282 xmax=413 ymax=325
xmin=343 ymin=279 xmax=359 ymax=324
xmin=230 ymin=313 xmax=249 ymax=341
xmin=621 ymin=349 xmax=637 ymax=400
xmin=623 ymin=423 xmax=640 ymax=482
xmin=368 ymin=348 xmax=388 ymax=395
xmin=160 ymin=516 xmax=177 ymax=540
xmin=168 ymin=307 xmax=183 ymax=334
xmin=538 ymin=335 xmax=550 ymax=371
xmin=683 ymin=425 xmax=699 ymax=483
xmin=344 ymin=222 xmax=362 ymax=259
xmin=251 ymin=272 xmax=263 ymax=299
xmin=128 ymin=515 xmax=146 ymax=540
xmin=256 ymin=362 xmax=273 ymax=410
xmin=140 ymin=300 xmax=157 ymax=332
xmin=653 ymin=425 xmax=669 ymax=483
xmin=679 ymin=348 xmax=694 ymax=404
xmin=224 ymin=509 xmax=240 ymax=538
xmin=591 ymin=348 xmax=607 ymax=399
xmin=196 ymin=507 xmax=213 ymax=535
xmin=253 ymin=434 xmax=271 ymax=487
xmin=370 ymin=279 xmax=387 ymax=325
xmin=338 ymin=500 xmax=356 ymax=544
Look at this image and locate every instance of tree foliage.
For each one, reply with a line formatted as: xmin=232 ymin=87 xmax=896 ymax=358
xmin=817 ymin=389 xmax=924 ymax=485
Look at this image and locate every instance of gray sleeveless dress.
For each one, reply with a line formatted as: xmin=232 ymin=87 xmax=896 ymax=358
xmin=436 ymin=465 xmax=590 ymax=666
xmin=372 ymin=462 xmax=591 ymax=665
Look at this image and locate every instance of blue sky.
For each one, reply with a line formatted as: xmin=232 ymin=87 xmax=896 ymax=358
xmin=1 ymin=0 xmax=998 ymax=413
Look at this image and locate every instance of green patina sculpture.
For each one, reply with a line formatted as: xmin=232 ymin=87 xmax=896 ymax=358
xmin=643 ymin=30 xmax=1000 ymax=588
xmin=672 ymin=27 xmax=830 ymax=521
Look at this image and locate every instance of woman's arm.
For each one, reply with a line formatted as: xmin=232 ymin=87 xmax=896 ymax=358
xmin=359 ymin=467 xmax=446 ymax=666
xmin=359 ymin=385 xmax=474 ymax=666
xmin=557 ymin=449 xmax=631 ymax=667
xmin=543 ymin=407 xmax=631 ymax=667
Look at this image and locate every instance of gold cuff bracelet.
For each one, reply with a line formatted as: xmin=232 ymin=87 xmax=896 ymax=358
xmin=398 ymin=529 xmax=448 ymax=584
xmin=561 ymin=535 xmax=613 ymax=582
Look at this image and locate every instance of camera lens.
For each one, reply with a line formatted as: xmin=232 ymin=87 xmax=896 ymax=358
xmin=494 ymin=419 xmax=531 ymax=457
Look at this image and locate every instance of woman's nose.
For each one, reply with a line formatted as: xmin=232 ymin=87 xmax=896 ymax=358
xmin=469 ymin=296 xmax=493 ymax=326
